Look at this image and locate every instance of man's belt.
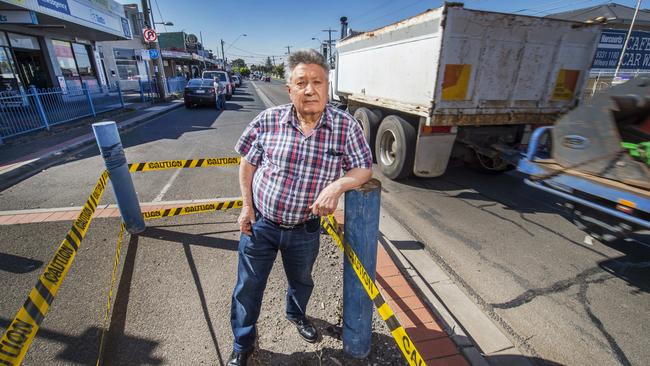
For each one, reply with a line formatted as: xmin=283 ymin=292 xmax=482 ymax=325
xmin=262 ymin=216 xmax=319 ymax=230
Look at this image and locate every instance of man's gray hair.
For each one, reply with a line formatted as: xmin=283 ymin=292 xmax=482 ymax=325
xmin=285 ymin=49 xmax=329 ymax=85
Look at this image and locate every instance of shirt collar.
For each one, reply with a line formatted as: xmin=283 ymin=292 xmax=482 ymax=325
xmin=285 ymin=104 xmax=333 ymax=130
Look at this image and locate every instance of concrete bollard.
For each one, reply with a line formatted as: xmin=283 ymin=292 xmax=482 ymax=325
xmin=342 ymin=178 xmax=381 ymax=358
xmin=92 ymin=121 xmax=145 ymax=234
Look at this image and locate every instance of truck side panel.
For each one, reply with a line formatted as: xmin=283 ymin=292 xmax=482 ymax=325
xmin=435 ymin=8 xmax=600 ymax=119
xmin=336 ymin=8 xmax=444 ymax=111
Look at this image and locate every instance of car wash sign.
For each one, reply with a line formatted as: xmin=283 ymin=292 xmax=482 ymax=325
xmin=592 ymin=29 xmax=650 ymax=72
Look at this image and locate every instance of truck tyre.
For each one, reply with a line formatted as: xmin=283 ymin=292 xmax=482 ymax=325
xmin=354 ymin=107 xmax=381 ymax=160
xmin=376 ymin=115 xmax=416 ymax=180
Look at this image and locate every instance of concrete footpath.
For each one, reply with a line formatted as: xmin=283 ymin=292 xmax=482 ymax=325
xmin=0 ymin=99 xmax=184 ymax=191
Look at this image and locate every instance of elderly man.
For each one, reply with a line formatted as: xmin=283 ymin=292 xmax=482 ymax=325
xmin=228 ymin=49 xmax=373 ymax=365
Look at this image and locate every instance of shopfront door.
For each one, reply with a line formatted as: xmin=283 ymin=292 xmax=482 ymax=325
xmin=14 ymin=49 xmax=50 ymax=89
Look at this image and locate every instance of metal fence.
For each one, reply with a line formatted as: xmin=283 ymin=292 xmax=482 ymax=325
xmin=583 ymin=70 xmax=650 ymax=101
xmin=0 ymin=83 xmax=123 ymax=143
xmin=119 ymin=77 xmax=186 ymax=103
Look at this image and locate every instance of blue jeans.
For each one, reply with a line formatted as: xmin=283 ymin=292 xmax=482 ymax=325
xmin=230 ymin=215 xmax=321 ymax=352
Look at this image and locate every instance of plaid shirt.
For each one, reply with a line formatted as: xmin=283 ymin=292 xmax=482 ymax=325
xmin=235 ymin=103 xmax=372 ymax=225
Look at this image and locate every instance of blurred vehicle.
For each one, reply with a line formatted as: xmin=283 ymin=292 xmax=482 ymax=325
xmin=228 ymin=72 xmax=237 ymax=92
xmin=263 ymin=75 xmax=271 ymax=82
xmin=184 ymin=78 xmax=218 ymax=108
xmin=232 ymin=75 xmax=241 ymax=87
xmin=202 ymin=70 xmax=233 ymax=100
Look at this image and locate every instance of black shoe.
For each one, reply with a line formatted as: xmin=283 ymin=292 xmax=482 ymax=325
xmin=227 ymin=350 xmax=251 ymax=366
xmin=288 ymin=317 xmax=319 ymax=343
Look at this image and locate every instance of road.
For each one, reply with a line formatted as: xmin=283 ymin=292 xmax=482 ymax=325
xmin=1 ymin=78 xmax=648 ymax=366
xmin=253 ymin=79 xmax=650 ymax=366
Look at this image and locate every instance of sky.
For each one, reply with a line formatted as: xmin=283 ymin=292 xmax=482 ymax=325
xmin=117 ymin=0 xmax=644 ymax=66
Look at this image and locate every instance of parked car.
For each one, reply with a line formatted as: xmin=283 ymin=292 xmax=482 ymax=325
xmin=202 ymin=70 xmax=233 ymax=100
xmin=232 ymin=75 xmax=241 ymax=87
xmin=263 ymin=75 xmax=271 ymax=82
xmin=184 ymin=78 xmax=218 ymax=107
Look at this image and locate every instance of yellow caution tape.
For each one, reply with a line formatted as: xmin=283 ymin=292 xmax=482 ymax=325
xmin=128 ymin=157 xmax=241 ymax=172
xmin=142 ymin=199 xmax=244 ymax=220
xmin=321 ymin=216 xmax=427 ymax=366
xmin=96 ymin=222 xmax=125 ymax=366
xmin=0 ymin=171 xmax=110 ymax=366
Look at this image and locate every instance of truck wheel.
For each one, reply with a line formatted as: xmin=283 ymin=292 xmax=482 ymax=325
xmin=376 ymin=115 xmax=416 ymax=180
xmin=354 ymin=107 xmax=381 ymax=160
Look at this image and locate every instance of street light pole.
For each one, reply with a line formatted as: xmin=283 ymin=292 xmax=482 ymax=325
xmin=614 ymin=0 xmax=642 ymax=80
xmin=142 ymin=0 xmax=168 ymax=99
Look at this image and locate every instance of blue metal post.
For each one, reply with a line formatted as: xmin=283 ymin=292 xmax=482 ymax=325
xmin=92 ymin=121 xmax=145 ymax=234
xmin=342 ymin=178 xmax=381 ymax=358
xmin=30 ymin=85 xmax=50 ymax=131
xmin=117 ymin=81 xmax=124 ymax=108
xmin=138 ymin=78 xmax=144 ymax=103
xmin=83 ymin=81 xmax=96 ymax=116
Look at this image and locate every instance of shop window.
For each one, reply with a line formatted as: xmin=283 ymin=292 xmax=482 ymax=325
xmin=114 ymin=48 xmax=140 ymax=80
xmin=53 ymin=40 xmax=98 ymax=89
xmin=53 ymin=40 xmax=78 ymax=79
xmin=0 ymin=47 xmax=21 ymax=93
xmin=7 ymin=33 xmax=39 ymax=50
xmin=72 ymin=43 xmax=96 ymax=79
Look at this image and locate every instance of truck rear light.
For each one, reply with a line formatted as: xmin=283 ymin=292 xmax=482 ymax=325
xmin=420 ymin=126 xmax=456 ymax=135
xmin=616 ymin=199 xmax=636 ymax=215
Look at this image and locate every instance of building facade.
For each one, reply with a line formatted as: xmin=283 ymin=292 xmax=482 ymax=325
xmin=0 ymin=0 xmax=131 ymax=94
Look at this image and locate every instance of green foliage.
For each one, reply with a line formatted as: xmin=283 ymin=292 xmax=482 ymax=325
xmin=238 ymin=67 xmax=251 ymax=77
xmin=273 ymin=63 xmax=285 ymax=79
xmin=265 ymin=57 xmax=273 ymax=69
xmin=231 ymin=58 xmax=246 ymax=68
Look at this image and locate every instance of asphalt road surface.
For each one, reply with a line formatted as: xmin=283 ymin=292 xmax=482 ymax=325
xmin=252 ymin=80 xmax=650 ymax=366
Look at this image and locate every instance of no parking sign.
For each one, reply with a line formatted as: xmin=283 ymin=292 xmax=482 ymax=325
xmin=143 ymin=28 xmax=157 ymax=43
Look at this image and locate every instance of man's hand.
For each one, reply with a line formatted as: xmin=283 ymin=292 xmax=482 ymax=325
xmin=238 ymin=205 xmax=256 ymax=235
xmin=309 ymin=183 xmax=342 ymax=216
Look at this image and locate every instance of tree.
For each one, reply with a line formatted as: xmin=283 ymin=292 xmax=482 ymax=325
xmin=273 ymin=63 xmax=285 ymax=79
xmin=231 ymin=58 xmax=246 ymax=69
xmin=265 ymin=57 xmax=273 ymax=72
xmin=238 ymin=67 xmax=251 ymax=77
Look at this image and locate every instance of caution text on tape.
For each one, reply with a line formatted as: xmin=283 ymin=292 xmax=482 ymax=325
xmin=128 ymin=157 xmax=240 ymax=172
xmin=142 ymin=199 xmax=243 ymax=220
xmin=321 ymin=216 xmax=427 ymax=366
xmin=0 ymin=171 xmax=110 ymax=366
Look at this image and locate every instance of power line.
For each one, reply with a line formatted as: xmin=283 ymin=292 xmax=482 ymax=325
xmin=512 ymin=0 xmax=572 ymax=13
xmin=529 ymin=0 xmax=604 ymax=15
xmin=152 ymin=0 xmax=167 ymax=32
xmin=356 ymin=0 xmax=426 ymax=29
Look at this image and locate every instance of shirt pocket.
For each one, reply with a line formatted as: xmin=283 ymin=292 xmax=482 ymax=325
xmin=320 ymin=149 xmax=343 ymax=181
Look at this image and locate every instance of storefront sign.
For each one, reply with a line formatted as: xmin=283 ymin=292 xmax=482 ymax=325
xmin=0 ymin=10 xmax=38 ymax=24
xmin=140 ymin=49 xmax=151 ymax=60
xmin=592 ymin=29 xmax=650 ymax=71
xmin=121 ymin=17 xmax=131 ymax=39
xmin=37 ymin=0 xmax=71 ymax=15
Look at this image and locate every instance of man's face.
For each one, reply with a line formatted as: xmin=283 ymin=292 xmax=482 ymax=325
xmin=287 ymin=63 xmax=328 ymax=117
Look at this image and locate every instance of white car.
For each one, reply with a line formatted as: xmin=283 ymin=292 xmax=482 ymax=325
xmin=202 ymin=70 xmax=233 ymax=100
xmin=231 ymin=75 xmax=241 ymax=87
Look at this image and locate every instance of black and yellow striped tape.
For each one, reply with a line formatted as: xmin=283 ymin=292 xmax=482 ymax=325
xmin=142 ymin=199 xmax=244 ymax=220
xmin=321 ymin=216 xmax=427 ymax=366
xmin=0 ymin=171 xmax=110 ymax=366
xmin=128 ymin=157 xmax=241 ymax=172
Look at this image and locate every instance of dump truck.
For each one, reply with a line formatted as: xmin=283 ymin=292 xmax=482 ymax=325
xmin=331 ymin=3 xmax=601 ymax=179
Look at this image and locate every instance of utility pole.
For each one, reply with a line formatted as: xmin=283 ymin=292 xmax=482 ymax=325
xmin=221 ymin=39 xmax=226 ymax=68
xmin=322 ymin=28 xmax=335 ymax=67
xmin=286 ymin=45 xmax=292 ymax=54
xmin=272 ymin=55 xmax=276 ymax=67
xmin=199 ymin=31 xmax=207 ymax=70
xmin=141 ymin=0 xmax=168 ymax=99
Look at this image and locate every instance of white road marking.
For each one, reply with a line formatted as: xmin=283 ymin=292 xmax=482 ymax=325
xmin=153 ymin=168 xmax=182 ymax=202
xmin=251 ymin=81 xmax=277 ymax=108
